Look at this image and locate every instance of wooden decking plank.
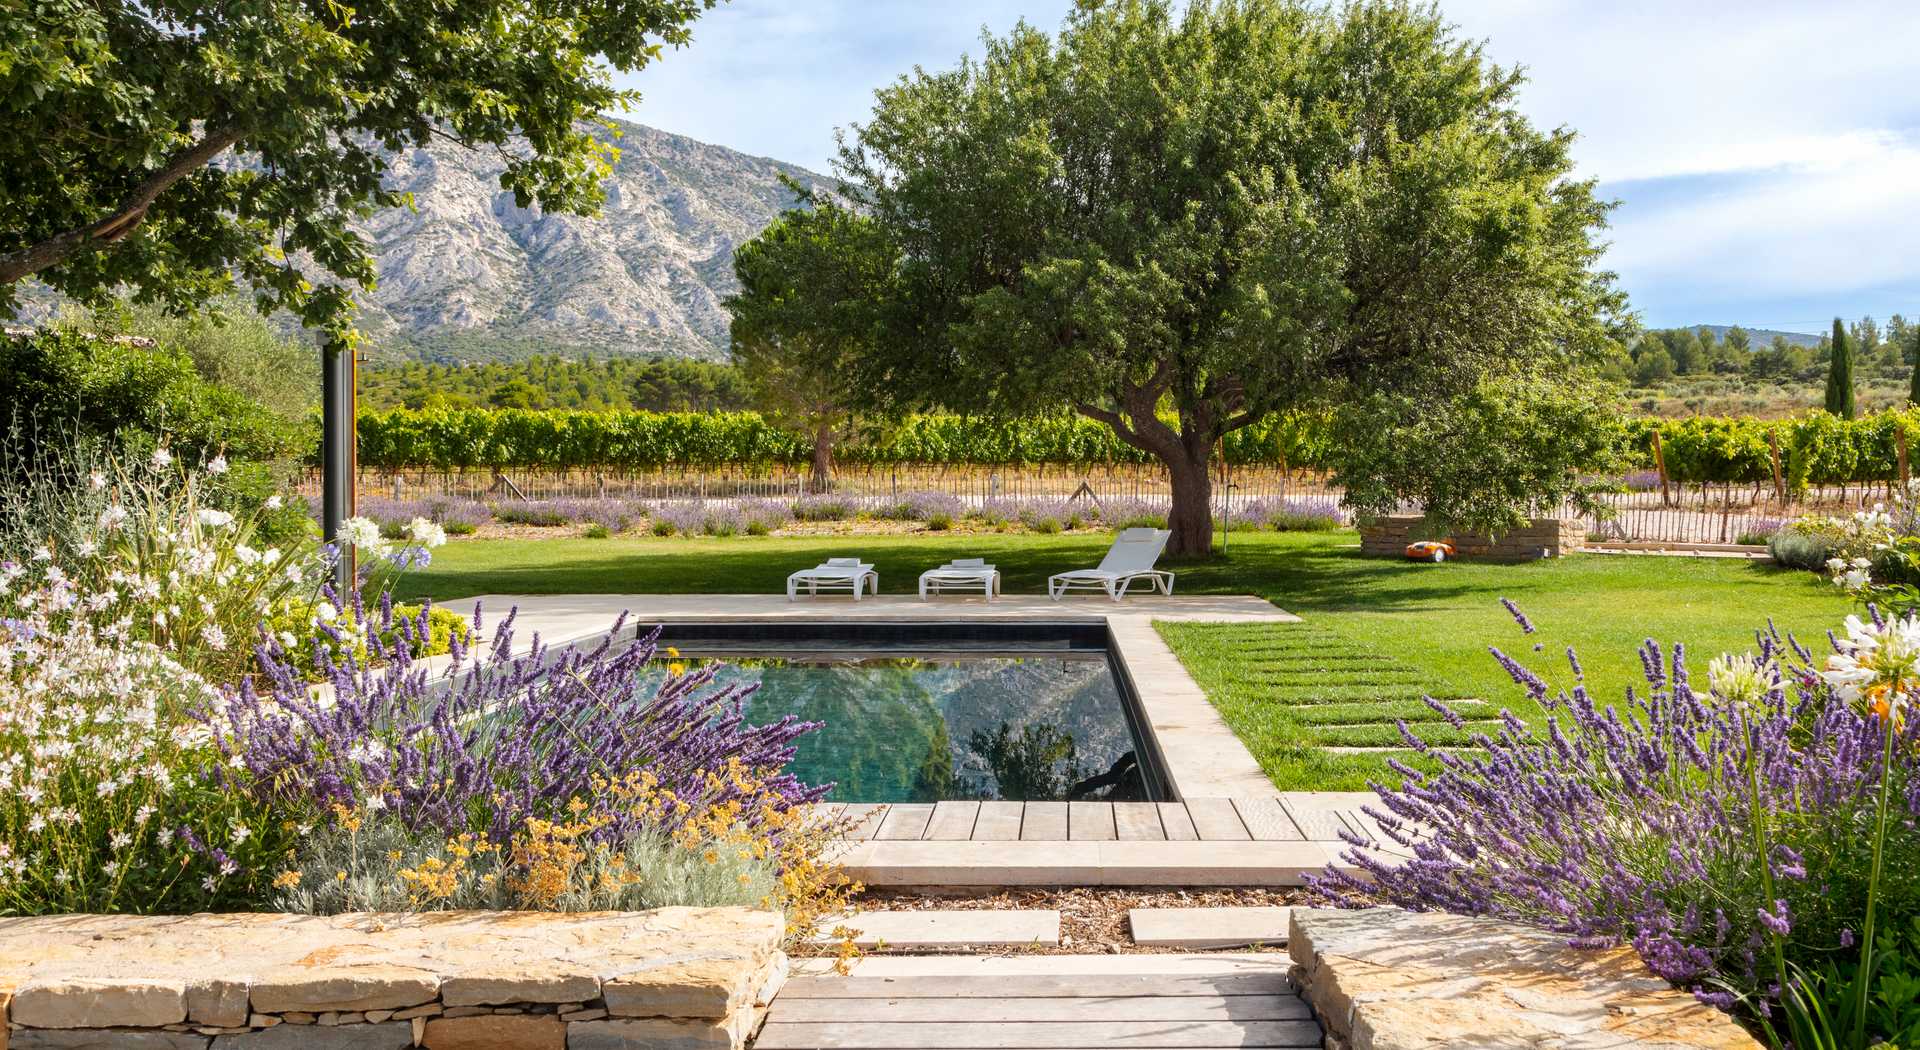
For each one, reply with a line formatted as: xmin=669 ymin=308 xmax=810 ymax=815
xmin=1276 ymin=797 xmax=1348 ymax=841
xmin=754 ymin=1018 xmax=1322 ymax=1048
xmin=924 ymin=801 xmax=982 ymax=840
xmin=971 ymin=801 xmax=1024 ymax=841
xmin=875 ymin=803 xmax=936 ymax=841
xmin=778 ymin=973 xmax=1294 ymax=999
xmin=1185 ymin=798 xmax=1251 ymax=840
xmin=768 ymin=995 xmax=1311 ymax=1023
xmin=1157 ymin=801 xmax=1200 ymax=841
xmin=841 ymin=803 xmax=888 ymax=841
xmin=1019 ymin=801 xmax=1069 ymax=841
xmin=1232 ymin=798 xmax=1304 ymax=842
xmin=1068 ymin=802 xmax=1116 ymax=841
xmin=1113 ymin=803 xmax=1166 ymax=841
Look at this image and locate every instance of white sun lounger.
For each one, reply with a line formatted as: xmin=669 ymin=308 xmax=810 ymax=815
xmin=919 ymin=558 xmax=1001 ymax=600
xmin=787 ymin=557 xmax=879 ymax=601
xmin=1048 ymin=527 xmax=1175 ymax=601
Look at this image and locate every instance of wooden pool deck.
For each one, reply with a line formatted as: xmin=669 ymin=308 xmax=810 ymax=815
xmin=815 ymin=795 xmax=1405 ymax=887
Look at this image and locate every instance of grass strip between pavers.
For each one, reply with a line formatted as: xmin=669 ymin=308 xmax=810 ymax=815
xmin=1154 ymin=619 xmax=1474 ymax=791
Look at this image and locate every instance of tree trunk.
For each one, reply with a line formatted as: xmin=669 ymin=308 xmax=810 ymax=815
xmin=1163 ymin=447 xmax=1214 ymax=557
xmin=807 ymin=422 xmax=835 ymax=494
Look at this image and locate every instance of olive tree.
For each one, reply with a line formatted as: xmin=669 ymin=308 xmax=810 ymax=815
xmin=833 ymin=0 xmax=1623 ymax=555
xmin=0 ymin=0 xmax=715 ymax=340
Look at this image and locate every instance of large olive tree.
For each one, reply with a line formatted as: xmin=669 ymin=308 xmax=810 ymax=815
xmin=0 ymin=0 xmax=714 ymax=340
xmin=834 ymin=0 xmax=1623 ymax=555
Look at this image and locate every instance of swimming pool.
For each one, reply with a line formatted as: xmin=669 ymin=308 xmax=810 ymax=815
xmin=649 ymin=622 xmax=1168 ymax=804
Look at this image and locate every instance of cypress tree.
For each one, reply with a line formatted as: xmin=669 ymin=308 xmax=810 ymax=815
xmin=1826 ymin=316 xmax=1856 ymax=418
xmin=1909 ymin=331 xmax=1920 ymax=407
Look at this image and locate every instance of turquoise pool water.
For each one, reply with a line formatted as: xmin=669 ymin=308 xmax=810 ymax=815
xmin=662 ymin=652 xmax=1146 ymax=803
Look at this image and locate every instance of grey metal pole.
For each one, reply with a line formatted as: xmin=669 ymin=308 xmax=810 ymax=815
xmin=321 ymin=338 xmax=356 ymax=594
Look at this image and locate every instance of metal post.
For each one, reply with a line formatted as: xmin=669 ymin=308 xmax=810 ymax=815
xmin=321 ymin=337 xmax=357 ymax=594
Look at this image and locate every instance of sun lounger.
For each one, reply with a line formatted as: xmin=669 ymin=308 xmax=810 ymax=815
xmin=919 ymin=557 xmax=1001 ymax=600
xmin=787 ymin=557 xmax=879 ymax=601
xmin=1048 ymin=528 xmax=1174 ymax=601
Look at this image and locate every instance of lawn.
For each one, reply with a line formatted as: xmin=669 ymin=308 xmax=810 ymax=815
xmin=401 ymin=529 xmax=1851 ymax=790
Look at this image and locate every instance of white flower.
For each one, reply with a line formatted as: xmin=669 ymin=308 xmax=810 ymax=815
xmin=89 ymin=470 xmax=107 ymax=490
xmin=102 ymin=861 xmax=121 ymax=877
xmin=110 ymin=832 xmax=133 ymax=849
xmin=277 ymin=631 xmax=298 ymax=649
xmin=1851 ymin=557 xmax=1872 ymax=570
xmin=340 ymin=516 xmax=387 ymax=552
xmin=313 ymin=601 xmax=339 ymax=624
xmin=196 ymin=509 xmax=235 ymax=529
xmin=1707 ymin=652 xmax=1770 ymax=710
xmin=150 ymin=447 xmax=173 ymax=469
xmin=1827 ymin=557 xmax=1848 ymax=573
xmin=201 ymin=624 xmax=228 ymax=651
xmin=1822 ymin=614 xmax=1920 ymax=714
xmin=206 ymin=454 xmax=229 ymax=475
xmin=264 ymin=495 xmax=283 ymax=511
xmin=98 ymin=504 xmax=129 ymax=531
xmin=230 ymin=823 xmax=251 ymax=844
xmin=406 ymin=517 xmax=447 ymax=548
xmin=31 ymin=546 xmax=50 ymax=562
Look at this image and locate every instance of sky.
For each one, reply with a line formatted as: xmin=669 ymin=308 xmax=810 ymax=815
xmin=618 ymin=1 xmax=1920 ymax=335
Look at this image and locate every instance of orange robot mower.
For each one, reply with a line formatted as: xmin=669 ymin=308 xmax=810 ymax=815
xmin=1405 ymin=540 xmax=1455 ymax=563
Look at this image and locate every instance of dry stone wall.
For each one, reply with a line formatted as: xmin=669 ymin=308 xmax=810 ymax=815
xmin=1358 ymin=515 xmax=1586 ymax=560
xmin=0 ymin=908 xmax=785 ymax=1050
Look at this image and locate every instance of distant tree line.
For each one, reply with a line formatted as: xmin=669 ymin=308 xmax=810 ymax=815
xmin=1611 ymin=315 xmax=1920 ymax=392
xmin=356 ymin=355 xmax=753 ymax=413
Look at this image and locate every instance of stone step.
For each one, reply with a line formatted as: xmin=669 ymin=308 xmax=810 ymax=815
xmin=814 ymin=910 xmax=1060 ymax=950
xmin=1127 ymin=907 xmax=1293 ymax=948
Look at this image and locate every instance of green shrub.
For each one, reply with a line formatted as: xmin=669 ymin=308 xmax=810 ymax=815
xmin=1030 ymin=515 xmax=1062 ymax=534
xmin=926 ymin=511 xmax=954 ymax=531
xmin=1768 ymin=528 xmax=1835 ymax=572
xmin=650 ymin=518 xmax=676 ymax=537
xmin=583 ymin=523 xmax=611 ymax=539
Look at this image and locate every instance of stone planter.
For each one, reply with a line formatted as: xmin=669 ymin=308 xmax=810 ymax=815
xmin=0 ymin=908 xmax=786 ymax=1050
xmin=1288 ymin=908 xmax=1761 ymax=1049
xmin=1357 ymin=515 xmax=1585 ymax=561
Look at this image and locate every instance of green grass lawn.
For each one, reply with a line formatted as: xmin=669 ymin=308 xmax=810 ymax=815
xmin=400 ymin=529 xmax=1851 ymax=790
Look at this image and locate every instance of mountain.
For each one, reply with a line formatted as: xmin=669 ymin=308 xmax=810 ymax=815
xmin=353 ymin=119 xmax=833 ymax=362
xmin=1686 ymin=324 xmax=1824 ymax=349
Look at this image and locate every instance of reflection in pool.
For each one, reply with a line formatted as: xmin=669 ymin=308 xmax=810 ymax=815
xmin=645 ymin=653 xmax=1149 ymax=804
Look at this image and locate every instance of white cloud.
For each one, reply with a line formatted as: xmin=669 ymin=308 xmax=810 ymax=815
xmin=618 ymin=0 xmax=1920 ymax=327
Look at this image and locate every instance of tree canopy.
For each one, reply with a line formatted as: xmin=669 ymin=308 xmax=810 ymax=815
xmin=826 ymin=0 xmax=1624 ymax=553
xmin=0 ymin=0 xmax=714 ymax=341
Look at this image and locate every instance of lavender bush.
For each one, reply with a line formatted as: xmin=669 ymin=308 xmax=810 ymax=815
xmin=875 ymin=491 xmax=967 ymax=523
xmin=353 ymin=495 xmax=491 ymax=536
xmin=791 ymin=493 xmax=868 ymax=521
xmin=1085 ymin=498 xmax=1169 ymax=530
xmin=1228 ymin=496 xmax=1350 ymax=531
xmin=1310 ymin=603 xmax=1920 ymax=1039
xmin=220 ymin=602 xmax=830 ymax=849
xmin=737 ymin=498 xmax=794 ymax=536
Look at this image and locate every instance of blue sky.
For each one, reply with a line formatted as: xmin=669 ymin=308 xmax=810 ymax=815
xmin=619 ymin=0 xmax=1920 ymax=334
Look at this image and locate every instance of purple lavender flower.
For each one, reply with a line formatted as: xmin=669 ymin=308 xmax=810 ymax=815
xmin=1500 ymin=597 xmax=1537 ymax=634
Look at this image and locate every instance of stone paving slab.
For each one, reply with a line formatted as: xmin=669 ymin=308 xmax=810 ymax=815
xmin=1128 ymin=907 xmax=1293 ymax=948
xmin=1289 ymin=907 xmax=1762 ymax=1049
xmin=812 ymin=910 xmax=1061 ymax=950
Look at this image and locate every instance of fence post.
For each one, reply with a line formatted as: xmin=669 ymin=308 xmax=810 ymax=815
xmin=1651 ymin=430 xmax=1671 ymax=507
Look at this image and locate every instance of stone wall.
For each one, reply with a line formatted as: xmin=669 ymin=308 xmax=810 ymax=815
xmin=1288 ymin=907 xmax=1762 ymax=1050
xmin=1357 ymin=515 xmax=1586 ymax=561
xmin=0 ymin=908 xmax=786 ymax=1050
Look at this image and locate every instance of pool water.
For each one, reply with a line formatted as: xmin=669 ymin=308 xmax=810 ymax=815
xmin=655 ymin=651 xmax=1151 ymax=803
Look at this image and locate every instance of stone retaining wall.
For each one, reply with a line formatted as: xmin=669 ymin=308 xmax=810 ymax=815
xmin=0 ymin=908 xmax=785 ymax=1050
xmin=1288 ymin=907 xmax=1761 ymax=1049
xmin=1357 ymin=515 xmax=1586 ymax=560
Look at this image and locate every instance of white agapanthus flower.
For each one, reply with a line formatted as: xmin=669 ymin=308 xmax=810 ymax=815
xmin=340 ymin=516 xmax=386 ymax=552
xmin=1707 ymin=652 xmax=1771 ymax=710
xmin=406 ymin=517 xmax=448 ymax=548
xmin=195 ymin=509 xmax=235 ymax=529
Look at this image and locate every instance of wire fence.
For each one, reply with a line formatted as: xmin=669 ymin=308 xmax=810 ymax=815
xmin=299 ymin=465 xmax=1909 ymax=547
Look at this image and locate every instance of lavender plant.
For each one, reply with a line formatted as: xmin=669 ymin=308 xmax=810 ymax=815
xmin=1310 ymin=603 xmax=1920 ymax=1042
xmin=220 ymin=605 xmax=831 ymax=850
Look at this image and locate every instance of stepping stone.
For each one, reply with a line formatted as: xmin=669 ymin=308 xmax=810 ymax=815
xmin=1128 ymin=906 xmax=1292 ymax=948
xmin=813 ymin=910 xmax=1060 ymax=950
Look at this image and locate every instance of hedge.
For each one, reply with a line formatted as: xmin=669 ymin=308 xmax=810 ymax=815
xmin=352 ymin=406 xmax=1913 ymax=488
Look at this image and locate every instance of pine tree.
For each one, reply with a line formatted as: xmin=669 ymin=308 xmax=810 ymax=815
xmin=1827 ymin=317 xmax=1857 ymax=418
xmin=1908 ymin=330 xmax=1920 ymax=407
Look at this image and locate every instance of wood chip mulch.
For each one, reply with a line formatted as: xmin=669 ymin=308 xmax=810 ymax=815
xmin=853 ymin=887 xmax=1306 ymax=954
